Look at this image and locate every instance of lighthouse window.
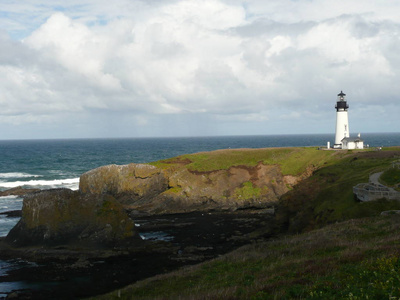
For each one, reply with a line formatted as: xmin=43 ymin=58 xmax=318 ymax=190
xmin=344 ymin=125 xmax=347 ymax=131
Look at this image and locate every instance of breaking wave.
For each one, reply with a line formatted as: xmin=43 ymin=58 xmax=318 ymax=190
xmin=0 ymin=178 xmax=80 ymax=190
xmin=0 ymin=172 xmax=42 ymax=179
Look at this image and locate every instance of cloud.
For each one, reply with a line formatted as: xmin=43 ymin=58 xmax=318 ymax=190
xmin=0 ymin=0 xmax=399 ymax=138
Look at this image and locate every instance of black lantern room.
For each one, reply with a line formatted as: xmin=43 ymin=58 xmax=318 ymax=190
xmin=335 ymin=90 xmax=349 ymax=111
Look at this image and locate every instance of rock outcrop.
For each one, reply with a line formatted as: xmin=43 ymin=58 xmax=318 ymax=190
xmin=0 ymin=186 xmax=40 ymax=197
xmin=79 ymin=164 xmax=168 ymax=205
xmin=4 ymin=148 xmax=323 ymax=250
xmin=79 ymin=162 xmax=310 ymax=214
xmin=6 ymin=188 xmax=139 ymax=247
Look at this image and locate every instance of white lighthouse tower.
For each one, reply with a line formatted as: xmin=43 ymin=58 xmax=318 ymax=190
xmin=334 ymin=91 xmax=350 ymax=148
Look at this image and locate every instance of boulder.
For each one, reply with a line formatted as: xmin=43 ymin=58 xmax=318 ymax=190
xmin=0 ymin=186 xmax=40 ymax=197
xmin=79 ymin=164 xmax=168 ymax=205
xmin=5 ymin=188 xmax=139 ymax=247
xmin=0 ymin=210 xmax=22 ymax=218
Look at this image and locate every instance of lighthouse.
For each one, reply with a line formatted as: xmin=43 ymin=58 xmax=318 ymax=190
xmin=333 ymin=91 xmax=364 ymax=149
xmin=334 ymin=91 xmax=350 ymax=148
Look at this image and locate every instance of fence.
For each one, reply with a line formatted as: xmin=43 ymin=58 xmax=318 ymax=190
xmin=353 ymin=183 xmax=400 ymax=202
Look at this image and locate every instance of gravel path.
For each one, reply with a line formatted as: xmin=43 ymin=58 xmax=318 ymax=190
xmin=369 ymin=172 xmax=384 ymax=184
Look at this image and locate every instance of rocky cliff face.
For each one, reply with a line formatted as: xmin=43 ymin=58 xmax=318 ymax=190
xmin=5 ymin=148 xmax=325 ymax=249
xmin=79 ymin=162 xmax=311 ymax=214
xmin=6 ymin=189 xmax=138 ymax=247
xmin=79 ymin=164 xmax=168 ymax=205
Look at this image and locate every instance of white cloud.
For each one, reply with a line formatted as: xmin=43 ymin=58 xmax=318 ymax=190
xmin=0 ymin=0 xmax=399 ymax=138
xmin=25 ymin=13 xmax=122 ymax=91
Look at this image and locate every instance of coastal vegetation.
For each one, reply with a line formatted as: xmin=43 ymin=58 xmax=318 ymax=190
xmin=95 ymin=147 xmax=400 ymax=299
xmin=380 ymin=166 xmax=400 ymax=190
xmin=278 ymin=148 xmax=400 ymax=233
xmin=152 ymin=147 xmax=339 ymax=175
xmin=234 ymin=181 xmax=262 ymax=200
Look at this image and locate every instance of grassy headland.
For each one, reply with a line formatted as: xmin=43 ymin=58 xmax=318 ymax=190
xmin=152 ymin=147 xmax=339 ymax=175
xmin=98 ymin=147 xmax=400 ymax=299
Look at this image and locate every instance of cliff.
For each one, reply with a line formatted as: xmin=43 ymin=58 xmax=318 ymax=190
xmin=6 ymin=147 xmax=338 ymax=247
xmin=79 ymin=163 xmax=168 ymax=205
xmin=79 ymin=147 xmax=334 ymax=214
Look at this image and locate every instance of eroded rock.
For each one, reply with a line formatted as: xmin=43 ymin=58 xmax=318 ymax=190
xmin=0 ymin=186 xmax=40 ymax=197
xmin=78 ymin=162 xmax=309 ymax=214
xmin=5 ymin=188 xmax=139 ymax=247
xmin=79 ymin=164 xmax=168 ymax=205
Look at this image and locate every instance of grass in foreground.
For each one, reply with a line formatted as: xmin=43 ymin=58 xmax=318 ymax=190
xmin=95 ymin=215 xmax=400 ymax=299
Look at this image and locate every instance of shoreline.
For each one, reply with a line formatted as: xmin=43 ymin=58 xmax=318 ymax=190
xmin=2 ymin=145 xmax=400 ymax=298
xmin=0 ymin=210 xmax=276 ymax=299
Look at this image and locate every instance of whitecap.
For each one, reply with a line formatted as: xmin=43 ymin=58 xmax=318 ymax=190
xmin=0 ymin=172 xmax=42 ymax=179
xmin=0 ymin=178 xmax=80 ymax=190
xmin=48 ymin=170 xmax=76 ymax=176
xmin=0 ymin=195 xmax=19 ymax=199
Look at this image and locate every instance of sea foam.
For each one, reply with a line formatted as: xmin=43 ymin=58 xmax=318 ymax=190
xmin=0 ymin=172 xmax=42 ymax=179
xmin=0 ymin=195 xmax=20 ymax=199
xmin=0 ymin=178 xmax=80 ymax=190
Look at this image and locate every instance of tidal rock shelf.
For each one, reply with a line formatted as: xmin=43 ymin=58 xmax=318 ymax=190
xmin=0 ymin=210 xmax=275 ymax=299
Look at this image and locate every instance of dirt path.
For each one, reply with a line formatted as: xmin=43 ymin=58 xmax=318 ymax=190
xmin=369 ymin=172 xmax=383 ymax=184
xmin=369 ymin=171 xmax=399 ymax=194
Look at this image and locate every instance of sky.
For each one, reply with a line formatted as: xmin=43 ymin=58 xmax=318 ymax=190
xmin=0 ymin=0 xmax=399 ymax=139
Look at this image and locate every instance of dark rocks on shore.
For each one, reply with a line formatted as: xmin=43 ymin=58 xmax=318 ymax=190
xmin=0 ymin=210 xmax=21 ymax=218
xmin=5 ymin=188 xmax=140 ymax=248
xmin=0 ymin=210 xmax=276 ymax=299
xmin=0 ymin=159 xmax=290 ymax=298
xmin=0 ymin=186 xmax=40 ymax=197
xmin=1 ymin=160 xmax=284 ymax=253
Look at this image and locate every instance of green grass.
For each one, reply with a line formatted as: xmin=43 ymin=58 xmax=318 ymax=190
xmin=234 ymin=181 xmax=262 ymax=200
xmin=380 ymin=167 xmax=400 ymax=187
xmin=94 ymin=216 xmax=400 ymax=300
xmin=152 ymin=147 xmax=339 ymax=176
xmin=162 ymin=186 xmax=182 ymax=194
xmin=309 ymin=255 xmax=400 ymax=299
xmin=278 ymin=150 xmax=400 ymax=232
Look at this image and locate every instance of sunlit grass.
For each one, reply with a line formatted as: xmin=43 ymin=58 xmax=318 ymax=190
xmin=154 ymin=147 xmax=339 ymax=176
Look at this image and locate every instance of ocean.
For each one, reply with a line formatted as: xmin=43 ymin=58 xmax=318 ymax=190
xmin=0 ymin=133 xmax=399 ymax=296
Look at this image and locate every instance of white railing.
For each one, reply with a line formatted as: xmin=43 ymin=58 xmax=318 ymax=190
xmin=353 ymin=183 xmax=400 ymax=202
